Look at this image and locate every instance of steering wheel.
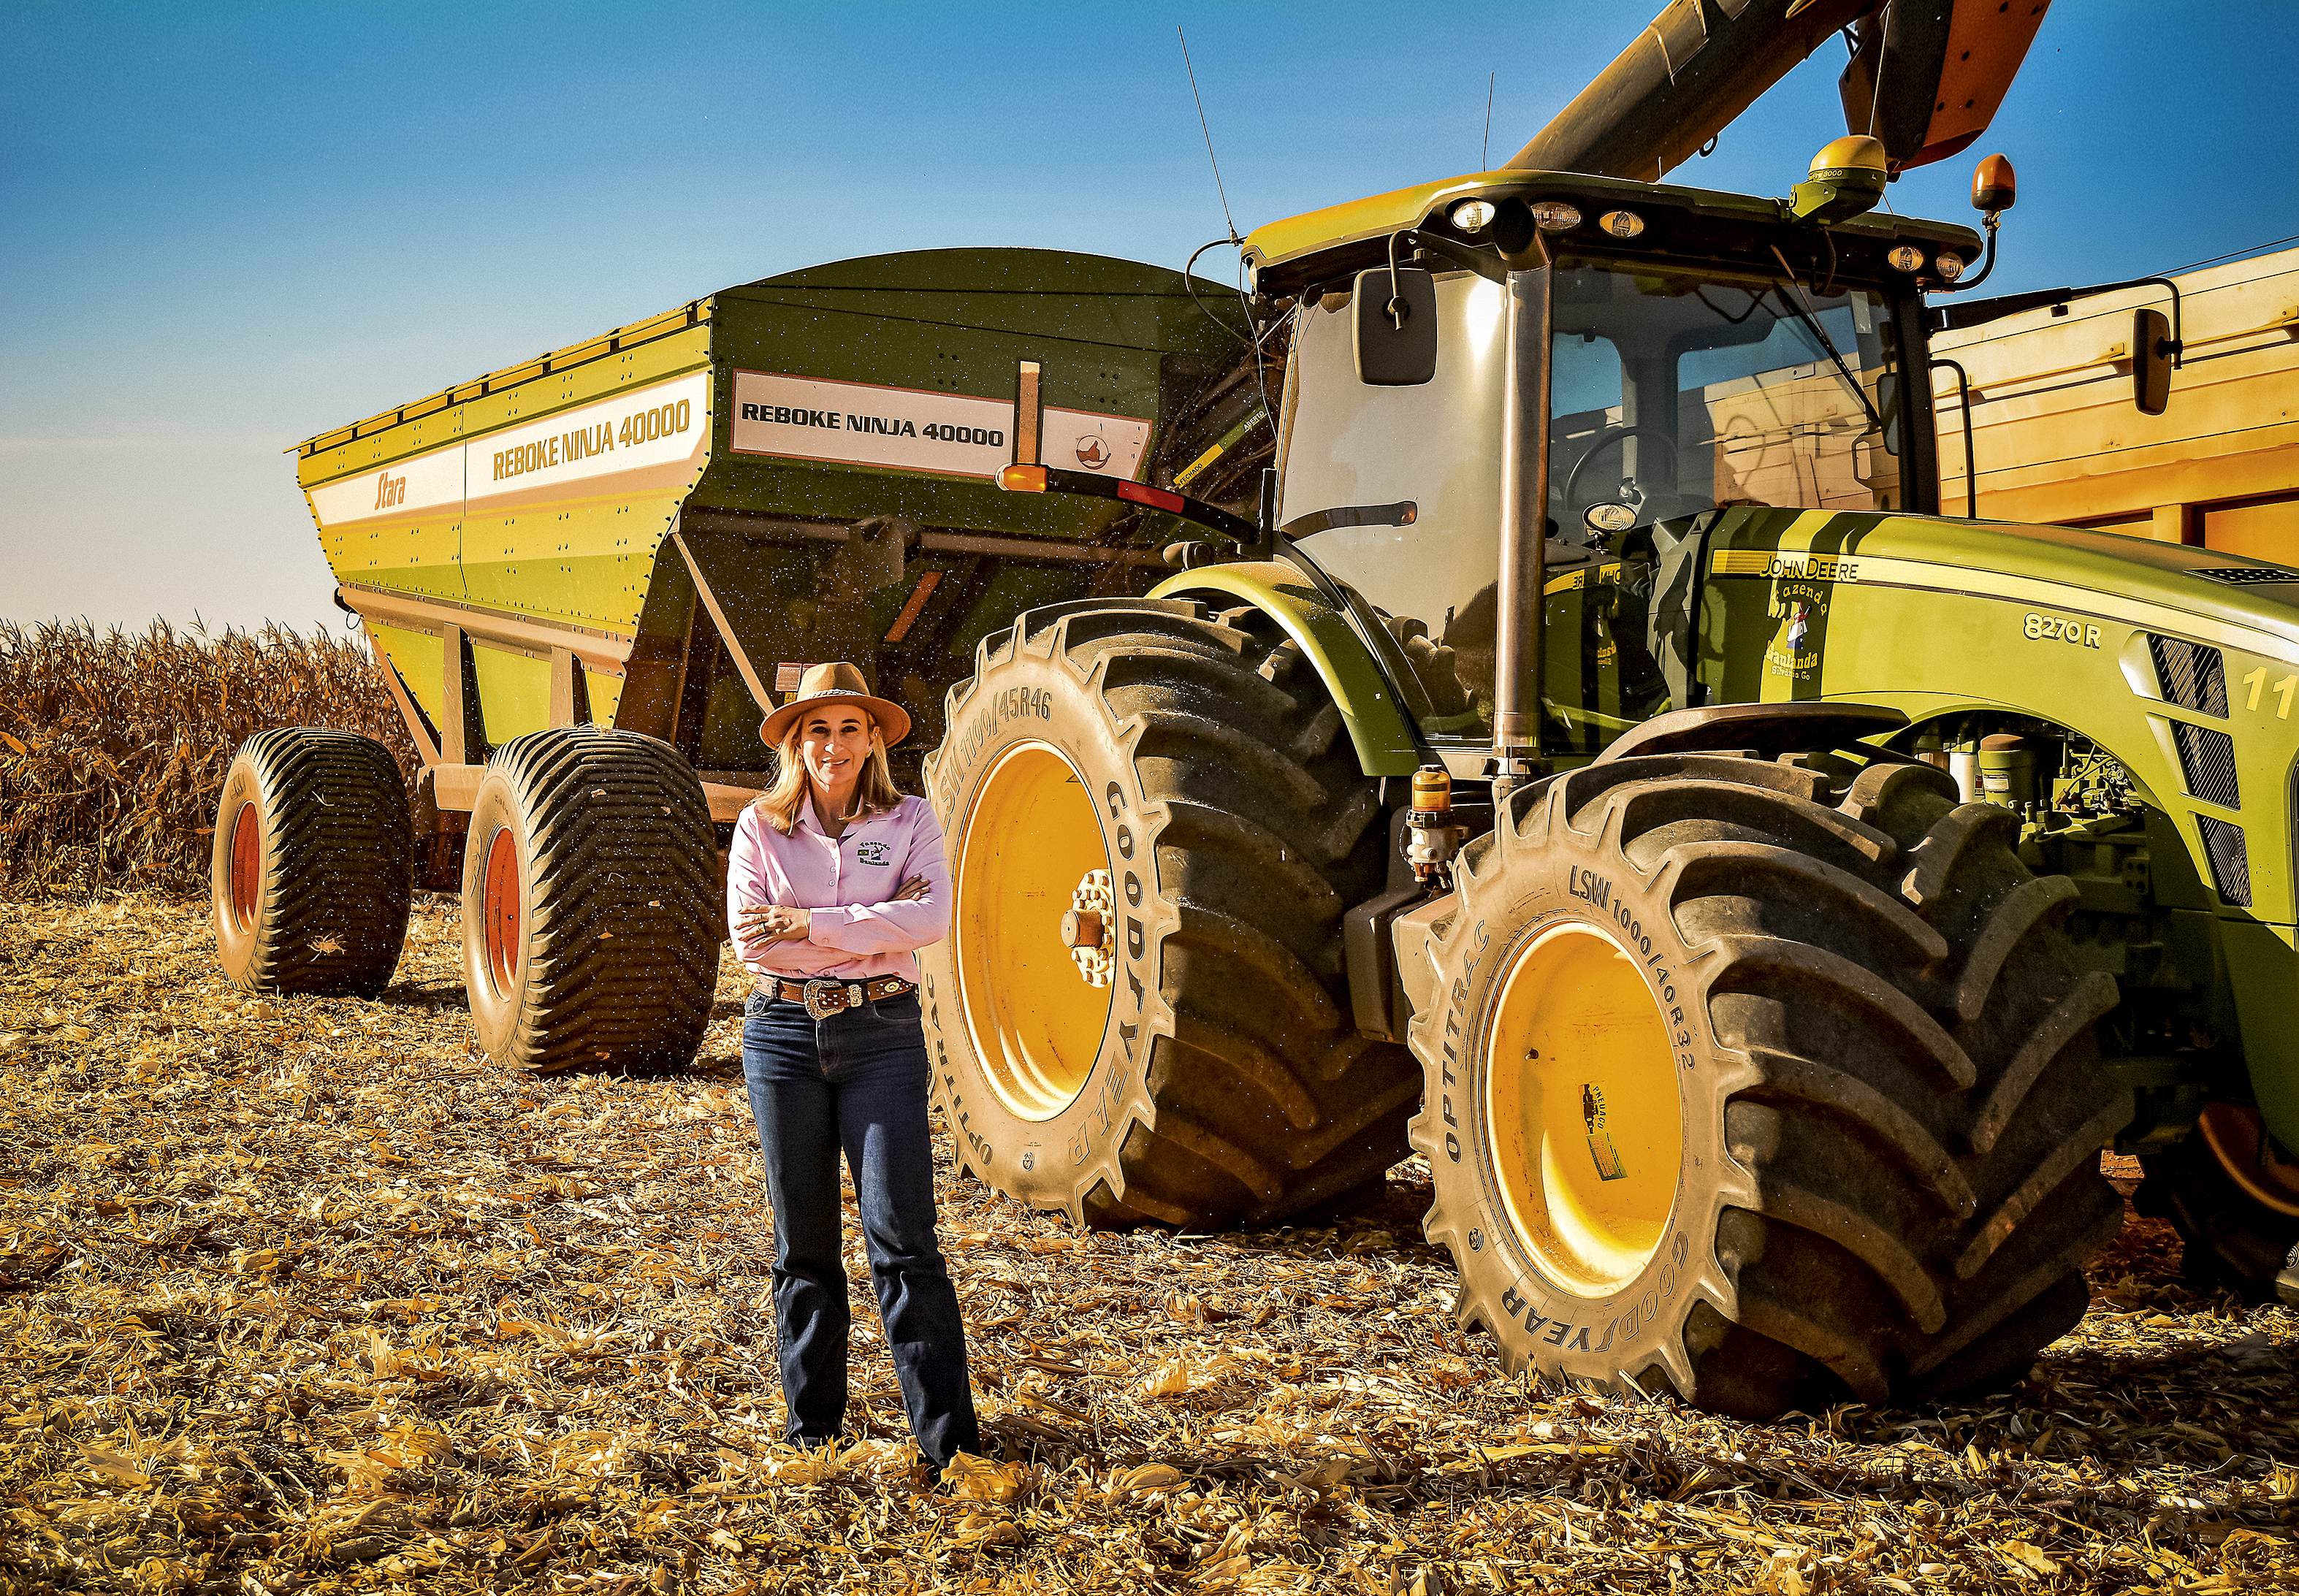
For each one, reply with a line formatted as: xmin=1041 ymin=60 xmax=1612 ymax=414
xmin=1561 ymin=424 xmax=1681 ymax=517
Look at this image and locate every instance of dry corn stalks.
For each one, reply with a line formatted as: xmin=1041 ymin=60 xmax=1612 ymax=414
xmin=0 ymin=619 xmax=419 ymax=897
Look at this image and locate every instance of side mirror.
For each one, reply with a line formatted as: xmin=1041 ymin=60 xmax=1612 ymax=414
xmin=1873 ymin=372 xmax=1901 ymax=457
xmin=2134 ymin=306 xmax=2173 ymax=415
xmin=1353 ymin=266 xmax=1438 ymax=386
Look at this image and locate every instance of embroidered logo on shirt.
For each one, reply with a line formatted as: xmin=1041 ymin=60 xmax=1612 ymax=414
xmin=855 ymin=841 xmax=893 ymax=866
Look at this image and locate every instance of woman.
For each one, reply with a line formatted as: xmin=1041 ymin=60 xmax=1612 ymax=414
xmin=727 ymin=661 xmax=980 ymax=1471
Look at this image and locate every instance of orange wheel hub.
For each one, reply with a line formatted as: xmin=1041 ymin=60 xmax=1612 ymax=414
xmin=226 ymin=801 xmax=260 ymax=933
xmin=483 ymin=829 xmax=521 ymax=995
xmin=2197 ymin=1102 xmax=2299 ymax=1218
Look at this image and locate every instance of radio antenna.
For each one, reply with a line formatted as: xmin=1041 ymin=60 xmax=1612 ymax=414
xmin=1482 ymin=72 xmax=1495 ymax=167
xmin=1178 ymin=27 xmax=1239 ymax=243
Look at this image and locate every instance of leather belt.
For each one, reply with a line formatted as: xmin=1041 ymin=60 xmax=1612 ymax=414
xmin=762 ymin=974 xmax=915 ymax=1019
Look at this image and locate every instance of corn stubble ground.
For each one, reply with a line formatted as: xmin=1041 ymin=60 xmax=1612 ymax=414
xmin=1 ymin=897 xmax=2293 ymax=1596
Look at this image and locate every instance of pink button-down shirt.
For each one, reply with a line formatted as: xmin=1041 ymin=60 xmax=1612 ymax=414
xmin=726 ymin=793 xmax=951 ymax=983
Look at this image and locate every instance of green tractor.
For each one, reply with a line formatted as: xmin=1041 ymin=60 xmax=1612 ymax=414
xmin=919 ymin=137 xmax=2299 ymax=1416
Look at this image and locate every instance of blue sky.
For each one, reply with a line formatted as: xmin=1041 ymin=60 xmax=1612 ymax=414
xmin=4 ymin=1 xmax=2295 ymax=633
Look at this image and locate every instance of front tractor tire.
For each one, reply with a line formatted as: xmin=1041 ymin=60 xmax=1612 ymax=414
xmin=1408 ymin=751 xmax=2132 ymax=1418
xmin=918 ymin=598 xmax=1420 ymax=1229
xmin=460 ymin=728 xmax=720 ymax=1072
xmin=212 ymin=728 xmax=413 ymax=997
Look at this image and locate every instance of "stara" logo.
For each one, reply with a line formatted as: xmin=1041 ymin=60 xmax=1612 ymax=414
xmin=372 ymin=471 xmax=408 ymax=511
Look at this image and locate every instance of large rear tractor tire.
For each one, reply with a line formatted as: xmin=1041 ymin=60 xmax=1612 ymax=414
xmin=212 ymin=728 xmax=413 ymax=997
xmin=1408 ymin=751 xmax=2132 ymax=1418
xmin=918 ymin=598 xmax=1419 ymax=1228
xmin=461 ymin=728 xmax=720 ymax=1072
xmin=2142 ymin=1104 xmax=2299 ymax=1299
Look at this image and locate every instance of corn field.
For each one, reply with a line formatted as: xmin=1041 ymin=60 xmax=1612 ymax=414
xmin=0 ymin=619 xmax=420 ymax=898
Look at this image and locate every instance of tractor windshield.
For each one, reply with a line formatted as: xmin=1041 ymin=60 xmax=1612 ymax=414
xmin=1276 ymin=254 xmax=1910 ymax=756
xmin=1549 ymin=256 xmax=1905 ymax=532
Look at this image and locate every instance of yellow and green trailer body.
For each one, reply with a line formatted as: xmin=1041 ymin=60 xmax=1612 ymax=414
xmin=1927 ymin=246 xmax=2298 ymax=549
xmin=295 ymin=247 xmax=1248 ymax=840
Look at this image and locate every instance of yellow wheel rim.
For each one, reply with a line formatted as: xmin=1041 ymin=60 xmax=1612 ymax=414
xmin=1484 ymin=920 xmax=1681 ymax=1296
xmin=954 ymin=741 xmax=1115 ymax=1120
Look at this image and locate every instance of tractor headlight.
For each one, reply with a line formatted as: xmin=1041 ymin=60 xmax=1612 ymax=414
xmin=1597 ymin=209 xmax=1645 ymax=239
xmin=1451 ymin=199 xmax=1497 ymax=233
xmin=1934 ymin=251 xmax=1967 ymax=282
xmin=1530 ymin=200 xmax=1582 ymax=232
xmin=1887 ymin=245 xmax=1925 ymax=272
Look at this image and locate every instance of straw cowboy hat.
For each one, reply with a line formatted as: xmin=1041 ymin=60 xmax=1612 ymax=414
xmin=759 ymin=661 xmax=912 ymax=748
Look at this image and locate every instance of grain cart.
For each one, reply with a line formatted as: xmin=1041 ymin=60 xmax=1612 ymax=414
xmin=920 ymin=128 xmax=2299 ymax=1414
xmin=216 ymin=249 xmax=1257 ymax=1070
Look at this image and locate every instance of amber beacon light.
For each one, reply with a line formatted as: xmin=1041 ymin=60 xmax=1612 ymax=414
xmin=1970 ymin=153 xmax=2017 ymax=217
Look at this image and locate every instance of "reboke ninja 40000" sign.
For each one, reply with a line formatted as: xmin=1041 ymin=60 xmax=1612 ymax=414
xmin=729 ymin=370 xmax=1149 ymax=481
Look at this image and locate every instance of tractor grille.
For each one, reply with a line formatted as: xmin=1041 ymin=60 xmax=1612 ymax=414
xmin=2171 ymin=721 xmax=2241 ymax=809
xmin=2195 ymin=815 xmax=2253 ymax=906
xmin=2149 ymin=634 xmax=2229 ymax=717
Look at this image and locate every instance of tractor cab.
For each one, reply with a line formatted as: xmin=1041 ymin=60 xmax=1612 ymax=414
xmin=1244 ymin=156 xmax=1976 ymax=757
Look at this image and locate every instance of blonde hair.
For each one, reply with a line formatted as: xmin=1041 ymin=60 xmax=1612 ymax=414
xmin=753 ymin=709 xmax=905 ymax=834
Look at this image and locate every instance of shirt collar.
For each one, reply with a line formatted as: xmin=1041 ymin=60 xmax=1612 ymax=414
xmin=798 ymin=792 xmax=884 ymax=838
xmin=796 ymin=794 xmax=833 ymax=837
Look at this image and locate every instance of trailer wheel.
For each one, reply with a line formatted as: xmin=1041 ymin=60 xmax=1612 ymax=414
xmin=211 ymin=728 xmax=413 ymax=997
xmin=460 ymin=728 xmax=720 ymax=1072
xmin=1408 ymin=752 xmax=2131 ymax=1417
xmin=917 ymin=598 xmax=1419 ymax=1227
xmin=2142 ymin=1104 xmax=2299 ymax=1299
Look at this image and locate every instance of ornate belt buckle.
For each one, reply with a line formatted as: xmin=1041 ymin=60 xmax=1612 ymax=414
xmin=801 ymin=978 xmax=853 ymax=1020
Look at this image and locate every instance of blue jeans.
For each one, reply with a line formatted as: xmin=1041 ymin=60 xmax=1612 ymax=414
xmin=740 ymin=988 xmax=980 ymax=1467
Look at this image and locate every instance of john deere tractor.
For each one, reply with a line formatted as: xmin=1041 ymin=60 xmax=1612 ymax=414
xmin=918 ymin=131 xmax=2299 ymax=1416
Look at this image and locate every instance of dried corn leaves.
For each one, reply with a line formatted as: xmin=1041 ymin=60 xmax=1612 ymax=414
xmin=1 ymin=894 xmax=2295 ymax=1594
